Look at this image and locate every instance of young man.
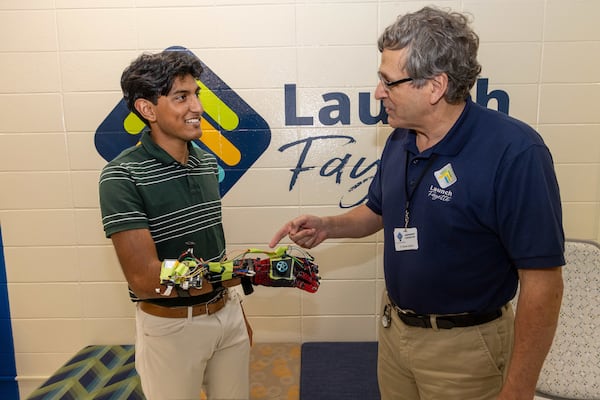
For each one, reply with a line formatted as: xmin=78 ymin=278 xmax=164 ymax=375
xmin=271 ymin=7 xmax=564 ymax=400
xmin=99 ymin=49 xmax=250 ymax=400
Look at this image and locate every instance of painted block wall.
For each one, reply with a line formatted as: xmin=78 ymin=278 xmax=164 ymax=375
xmin=0 ymin=0 xmax=598 ymax=398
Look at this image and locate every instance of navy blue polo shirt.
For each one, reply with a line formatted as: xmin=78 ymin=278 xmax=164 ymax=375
xmin=366 ymin=99 xmax=564 ymax=315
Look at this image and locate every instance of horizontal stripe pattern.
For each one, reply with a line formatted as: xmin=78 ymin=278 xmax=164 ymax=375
xmin=100 ymin=152 xmax=222 ymax=242
xmin=99 ymin=133 xmax=226 ymax=302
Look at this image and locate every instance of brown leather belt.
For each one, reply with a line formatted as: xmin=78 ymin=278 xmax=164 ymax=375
xmin=140 ymin=290 xmax=229 ymax=318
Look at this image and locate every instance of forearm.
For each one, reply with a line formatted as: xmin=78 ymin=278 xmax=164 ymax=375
xmin=500 ymin=267 xmax=563 ymax=399
xmin=322 ymin=204 xmax=383 ymax=239
xmin=127 ymin=259 xmax=221 ymax=300
xmin=121 ymin=256 xmax=219 ymax=299
xmin=111 ymin=229 xmax=218 ymax=299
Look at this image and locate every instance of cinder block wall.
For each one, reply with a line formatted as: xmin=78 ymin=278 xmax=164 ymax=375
xmin=0 ymin=1 xmax=598 ymax=398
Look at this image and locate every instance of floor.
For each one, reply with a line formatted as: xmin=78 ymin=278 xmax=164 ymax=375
xmin=26 ymin=343 xmax=301 ymax=400
xmin=23 ymin=343 xmax=574 ymax=400
xmin=248 ymin=343 xmax=301 ymax=400
xmin=200 ymin=342 xmax=301 ymax=400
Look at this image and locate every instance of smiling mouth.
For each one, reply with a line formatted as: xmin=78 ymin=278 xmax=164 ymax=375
xmin=185 ymin=118 xmax=200 ymax=125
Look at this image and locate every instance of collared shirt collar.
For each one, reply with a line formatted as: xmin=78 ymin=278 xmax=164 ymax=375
xmin=405 ymin=97 xmax=474 ymax=157
xmin=140 ymin=130 xmax=196 ymax=167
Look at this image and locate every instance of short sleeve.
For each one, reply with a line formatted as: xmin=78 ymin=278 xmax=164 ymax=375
xmin=99 ymin=163 xmax=149 ymax=238
xmin=495 ymin=145 xmax=565 ymax=268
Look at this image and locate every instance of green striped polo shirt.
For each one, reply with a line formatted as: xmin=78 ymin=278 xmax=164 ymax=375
xmin=99 ymin=131 xmax=226 ymax=301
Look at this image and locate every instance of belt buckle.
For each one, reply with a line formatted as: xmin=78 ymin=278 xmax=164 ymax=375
xmin=396 ymin=309 xmax=433 ymax=329
xmin=391 ymin=302 xmax=436 ymax=329
xmin=435 ymin=317 xmax=455 ymax=329
xmin=393 ymin=305 xmax=414 ymax=315
xmin=412 ymin=314 xmax=432 ymax=328
xmin=205 ymin=290 xmax=226 ymax=315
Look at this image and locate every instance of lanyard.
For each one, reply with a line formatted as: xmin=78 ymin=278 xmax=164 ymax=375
xmin=403 ymin=151 xmax=438 ymax=228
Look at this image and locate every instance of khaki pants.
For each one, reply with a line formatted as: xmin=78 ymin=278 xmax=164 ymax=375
xmin=135 ymin=290 xmax=250 ymax=400
xmin=378 ymin=293 xmax=514 ymax=400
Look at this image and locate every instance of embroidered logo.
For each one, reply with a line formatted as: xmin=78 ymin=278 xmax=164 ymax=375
xmin=428 ymin=185 xmax=453 ymax=202
xmin=434 ymin=163 xmax=457 ymax=189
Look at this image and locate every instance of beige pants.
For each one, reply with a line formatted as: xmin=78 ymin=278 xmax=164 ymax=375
xmin=378 ymin=293 xmax=514 ymax=400
xmin=135 ymin=290 xmax=250 ymax=400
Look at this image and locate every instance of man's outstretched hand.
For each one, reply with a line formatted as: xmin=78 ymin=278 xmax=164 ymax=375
xmin=269 ymin=215 xmax=327 ymax=249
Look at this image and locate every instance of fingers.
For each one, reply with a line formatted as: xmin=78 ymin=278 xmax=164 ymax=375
xmin=289 ymin=228 xmax=319 ymax=249
xmin=269 ymin=224 xmax=290 ymax=248
xmin=269 ymin=217 xmax=308 ymax=248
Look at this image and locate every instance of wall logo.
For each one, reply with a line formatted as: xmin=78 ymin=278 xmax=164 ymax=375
xmin=94 ymin=46 xmax=271 ymax=197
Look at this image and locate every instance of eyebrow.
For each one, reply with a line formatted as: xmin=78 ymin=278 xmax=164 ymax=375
xmin=378 ymin=70 xmax=398 ymax=81
xmin=170 ymin=87 xmax=200 ymax=96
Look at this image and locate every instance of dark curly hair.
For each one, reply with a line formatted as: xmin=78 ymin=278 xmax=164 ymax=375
xmin=378 ymin=6 xmax=481 ymax=104
xmin=120 ymin=49 xmax=203 ymax=124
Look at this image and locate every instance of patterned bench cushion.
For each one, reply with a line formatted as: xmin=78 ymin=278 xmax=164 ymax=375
xmin=27 ymin=345 xmax=144 ymax=400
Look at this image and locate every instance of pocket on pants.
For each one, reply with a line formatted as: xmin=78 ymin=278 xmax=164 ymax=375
xmin=139 ymin=309 xmax=187 ymax=338
xmin=475 ymin=318 xmax=511 ymax=376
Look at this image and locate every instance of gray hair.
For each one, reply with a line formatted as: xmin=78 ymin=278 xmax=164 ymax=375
xmin=378 ymin=6 xmax=481 ymax=104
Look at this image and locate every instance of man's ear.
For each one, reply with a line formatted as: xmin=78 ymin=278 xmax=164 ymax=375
xmin=134 ymin=98 xmax=157 ymax=123
xmin=429 ymin=73 xmax=449 ymax=105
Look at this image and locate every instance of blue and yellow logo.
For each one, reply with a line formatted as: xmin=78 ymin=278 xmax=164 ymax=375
xmin=434 ymin=163 xmax=457 ymax=189
xmin=94 ymin=46 xmax=271 ymax=196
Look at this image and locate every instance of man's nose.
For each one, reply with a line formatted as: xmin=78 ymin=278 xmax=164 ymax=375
xmin=190 ymin=94 xmax=203 ymax=113
xmin=374 ymin=81 xmax=388 ymax=100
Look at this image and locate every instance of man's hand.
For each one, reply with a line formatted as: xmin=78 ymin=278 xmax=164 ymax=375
xmin=269 ymin=215 xmax=327 ymax=249
xmin=269 ymin=205 xmax=384 ymax=249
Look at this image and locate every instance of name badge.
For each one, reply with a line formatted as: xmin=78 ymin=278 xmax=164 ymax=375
xmin=393 ymin=227 xmax=418 ymax=251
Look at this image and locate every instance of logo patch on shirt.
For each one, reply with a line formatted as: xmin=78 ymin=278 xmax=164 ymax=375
xmin=94 ymin=46 xmax=271 ymax=197
xmin=434 ymin=163 xmax=457 ymax=189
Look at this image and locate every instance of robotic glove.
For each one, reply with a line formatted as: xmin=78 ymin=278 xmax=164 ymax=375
xmin=159 ymin=243 xmax=320 ymax=295
xmin=159 ymin=242 xmax=205 ymax=292
xmin=240 ymin=246 xmax=320 ymax=293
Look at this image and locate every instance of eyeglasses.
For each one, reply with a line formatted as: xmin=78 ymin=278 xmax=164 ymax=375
xmin=377 ymin=71 xmax=413 ymax=89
